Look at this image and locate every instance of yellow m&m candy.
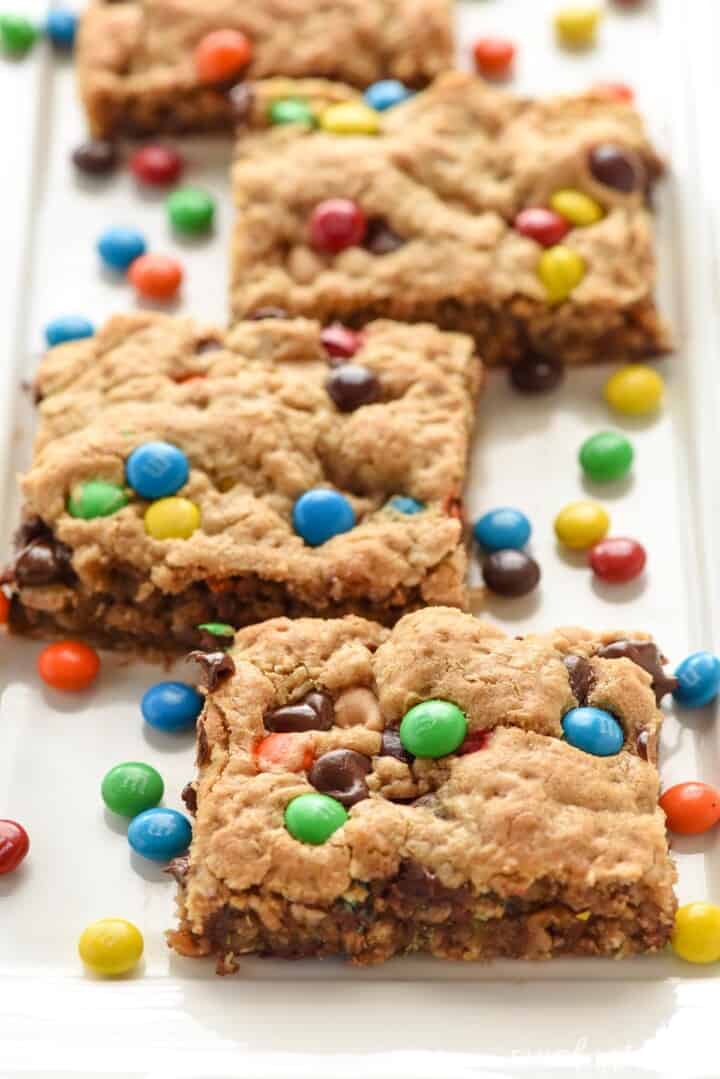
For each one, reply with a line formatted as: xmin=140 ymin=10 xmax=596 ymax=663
xmin=319 ymin=103 xmax=380 ymax=135
xmin=554 ymin=6 xmax=602 ymax=49
xmin=554 ymin=500 xmax=609 ymax=550
xmin=672 ymin=903 xmax=720 ymax=964
xmin=78 ymin=918 xmax=144 ymax=976
xmin=550 ymin=189 xmax=604 ymax=227
xmin=144 ymin=496 xmax=200 ymax=539
xmin=537 ymin=245 xmax=585 ymax=303
xmin=604 ymin=364 xmax=664 ymax=416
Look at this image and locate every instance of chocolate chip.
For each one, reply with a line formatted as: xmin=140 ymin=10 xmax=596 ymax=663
xmin=2 ymin=518 xmax=75 ymax=587
xmin=363 ymin=218 xmax=405 ymax=255
xmin=247 ymin=306 xmax=289 ymax=320
xmin=589 ymin=143 xmax=644 ymax=193
xmin=264 ymin=690 xmax=334 ymax=733
xmin=379 ymin=727 xmax=414 ymax=764
xmin=564 ymin=654 xmax=595 ymax=705
xmin=228 ymin=82 xmax=254 ymax=123
xmin=71 ymin=139 xmax=118 ymax=176
xmin=510 ymin=355 xmax=564 ymax=394
xmin=596 ymin=640 xmax=678 ymax=705
xmin=325 ymin=364 xmax=381 ymax=412
xmin=181 ymin=782 xmax=198 ymax=814
xmin=391 ymin=860 xmax=461 ymax=902
xmin=308 ymin=749 xmax=372 ymax=807
xmin=187 ymin=651 xmax=236 ymax=692
xmin=165 ymin=855 xmax=190 ymax=885
xmin=194 ymin=337 xmax=223 ymax=354
xmin=197 ymin=723 xmax=210 ymax=766
xmin=636 ymin=730 xmax=650 ymax=760
xmin=482 ymin=549 xmax=540 ymax=597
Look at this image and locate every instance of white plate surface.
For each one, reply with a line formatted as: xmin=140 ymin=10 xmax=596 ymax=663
xmin=2 ymin=1 xmax=720 ymax=1075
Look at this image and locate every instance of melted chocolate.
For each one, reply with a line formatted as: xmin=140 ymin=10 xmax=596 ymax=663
xmin=187 ymin=651 xmax=236 ymax=692
xmin=597 ymin=640 xmax=678 ymax=704
xmin=264 ymin=690 xmax=334 ymax=733
xmin=564 ymin=655 xmax=595 ymax=705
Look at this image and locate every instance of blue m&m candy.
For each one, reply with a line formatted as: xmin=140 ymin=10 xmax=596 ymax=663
xmin=141 ymin=681 xmax=203 ymax=732
xmin=673 ymin=652 xmax=720 ymax=708
xmin=127 ymin=807 xmax=192 ymax=862
xmin=45 ymin=315 xmax=94 ymax=347
xmin=364 ymin=79 xmax=413 ymax=111
xmin=292 ymin=489 xmax=355 ymax=546
xmin=126 ymin=441 xmax=189 ymax=500
xmin=97 ymin=226 xmax=147 ymax=271
xmin=45 ymin=8 xmax=77 ymax=48
xmin=388 ymin=496 xmax=424 ymax=515
xmin=562 ymin=706 xmax=624 ymax=756
xmin=473 ymin=507 xmax=531 ymax=552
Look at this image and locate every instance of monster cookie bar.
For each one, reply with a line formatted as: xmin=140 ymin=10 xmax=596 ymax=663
xmin=2 ymin=313 xmax=481 ymax=652
xmin=77 ymin=0 xmax=452 ymax=138
xmin=231 ymin=71 xmax=672 ymax=367
xmin=168 ymin=608 xmax=677 ymax=970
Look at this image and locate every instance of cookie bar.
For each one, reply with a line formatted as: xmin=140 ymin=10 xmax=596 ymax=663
xmin=168 ymin=608 xmax=677 ymax=970
xmin=2 ymin=313 xmax=481 ymax=653
xmin=77 ymin=0 xmax=452 ymax=138
xmin=231 ymin=71 xmax=672 ymax=367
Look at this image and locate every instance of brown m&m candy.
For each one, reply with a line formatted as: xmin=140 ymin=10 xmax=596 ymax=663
xmin=509 ymin=355 xmax=564 ymax=394
xmin=588 ymin=144 xmax=643 ymax=192
xmin=482 ymin=549 xmax=540 ymax=597
xmin=326 ymin=364 xmax=380 ymax=412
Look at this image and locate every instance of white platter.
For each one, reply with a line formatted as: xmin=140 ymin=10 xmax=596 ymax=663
xmin=2 ymin=1 xmax=720 ymax=1075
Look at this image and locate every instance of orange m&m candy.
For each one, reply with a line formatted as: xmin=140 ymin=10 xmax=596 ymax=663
xmin=195 ymin=29 xmax=252 ymax=84
xmin=129 ymin=254 xmax=183 ymax=301
xmin=0 ymin=590 xmax=9 ymax=625
xmin=38 ymin=640 xmax=100 ymax=692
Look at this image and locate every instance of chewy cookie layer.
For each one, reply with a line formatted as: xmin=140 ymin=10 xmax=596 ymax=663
xmin=3 ymin=313 xmax=482 ymax=652
xmin=231 ymin=72 xmax=671 ymax=366
xmin=169 ymin=608 xmax=677 ymax=971
xmin=77 ymin=0 xmax=452 ymax=137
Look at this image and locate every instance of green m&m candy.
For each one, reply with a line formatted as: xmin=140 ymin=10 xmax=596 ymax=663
xmin=0 ymin=14 xmax=38 ymax=54
xmin=167 ymin=187 xmax=215 ymax=235
xmin=284 ymin=793 xmax=348 ymax=845
xmin=399 ymin=699 xmax=467 ymax=758
xmin=101 ymin=762 xmax=164 ymax=818
xmin=269 ymin=98 xmax=315 ymax=127
xmin=197 ymin=622 xmax=235 ymax=638
xmin=579 ymin=431 xmax=634 ymax=483
xmin=68 ymin=480 xmax=128 ymax=519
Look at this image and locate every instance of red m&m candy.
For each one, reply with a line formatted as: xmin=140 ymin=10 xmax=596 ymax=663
xmin=0 ymin=819 xmax=29 ymax=874
xmin=0 ymin=590 xmax=9 ymax=625
xmin=309 ymin=199 xmax=367 ymax=253
xmin=473 ymin=37 xmax=516 ymax=79
xmin=590 ymin=80 xmax=634 ymax=104
xmin=589 ymin=536 xmax=646 ymax=583
xmin=38 ymin=640 xmax=100 ymax=692
xmin=514 ymin=207 xmax=570 ymax=247
xmin=130 ymin=145 xmax=184 ymax=186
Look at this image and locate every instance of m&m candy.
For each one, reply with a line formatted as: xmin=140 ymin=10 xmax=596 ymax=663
xmin=97 ymin=226 xmax=147 ymax=272
xmin=554 ymin=500 xmax=609 ymax=549
xmin=589 ymin=144 xmax=643 ymax=193
xmin=128 ymin=254 xmax=183 ymax=301
xmin=284 ymin=793 xmax=348 ymax=845
xmin=130 ymin=144 xmax=184 ymax=186
xmin=659 ymin=782 xmax=720 ymax=836
xmin=144 ymin=497 xmax=200 ymax=540
xmin=319 ymin=102 xmax=380 ymax=135
xmin=269 ymin=98 xmax=315 ymax=127
xmin=128 ymin=807 xmax=192 ymax=862
xmin=126 ymin=441 xmax=189 ymax=500
xmin=0 ymin=14 xmax=37 ymax=54
xmin=472 ymin=36 xmax=516 ymax=79
xmin=672 ymin=903 xmax=720 ymax=964
xmin=45 ymin=8 xmax=77 ymax=48
xmin=673 ymin=652 xmax=720 ymax=708
xmin=589 ymin=537 xmax=646 ymax=584
xmin=0 ymin=590 xmax=9 ymax=625
xmin=101 ymin=762 xmax=164 ymax=818
xmin=554 ymin=5 xmax=602 ymax=48
xmin=473 ymin=507 xmax=531 ymax=551
xmin=141 ymin=681 xmax=203 ymax=732
xmin=72 ymin=140 xmax=118 ymax=177
xmin=0 ymin=819 xmax=29 ymax=874
xmin=514 ymin=207 xmax=569 ymax=248
xmin=38 ymin=640 xmax=100 ymax=692
xmin=256 ymin=732 xmax=314 ymax=773
xmin=45 ymin=315 xmax=95 ymax=347
xmin=309 ymin=198 xmax=367 ymax=253
xmin=604 ymin=364 xmax=664 ymax=416
xmin=78 ymin=918 xmax=144 ymax=976
xmin=589 ymin=81 xmax=634 ymax=104
xmin=399 ymin=699 xmax=467 ymax=759
xmin=549 ymin=189 xmax=603 ymax=227
xmin=482 ymin=549 xmax=541 ymax=597
xmin=167 ymin=187 xmax=215 ymax=235
xmin=387 ymin=496 xmax=424 ymax=515
xmin=194 ymin=29 xmax=252 ymax=84
xmin=68 ymin=479 xmax=128 ymax=519
xmin=561 ymin=706 xmax=624 ymax=756
xmin=364 ymin=80 xmax=412 ymax=111
xmin=537 ymin=245 xmax=585 ymax=303
xmin=292 ymin=489 xmax=355 ymax=546
xmin=320 ymin=323 xmax=362 ymax=358
xmin=579 ymin=431 xmax=634 ymax=482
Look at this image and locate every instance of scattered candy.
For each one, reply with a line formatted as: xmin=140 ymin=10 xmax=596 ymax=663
xmin=78 ymin=918 xmax=144 ymax=976
xmin=554 ymin=500 xmax=609 ymax=549
xmin=325 ymin=363 xmax=380 ymax=412
xmin=514 ymin=207 xmax=569 ymax=248
xmin=0 ymin=589 xmax=8 ymax=624
xmin=269 ymin=98 xmax=315 ymax=127
xmin=554 ymin=5 xmax=601 ymax=49
xmin=128 ymin=254 xmax=183 ymax=301
xmin=101 ymin=762 xmax=164 ymax=818
xmin=319 ymin=102 xmax=380 ymax=135
xmin=194 ymin=28 xmax=252 ymax=84
xmin=364 ymin=79 xmax=412 ymax=111
xmin=537 ymin=245 xmax=585 ymax=303
xmin=45 ymin=315 xmax=94 ymax=347
xmin=473 ymin=507 xmax=531 ymax=552
xmin=320 ymin=323 xmax=362 ymax=358
xmin=579 ymin=430 xmax=633 ymax=482
xmin=68 ymin=479 xmax=128 ymax=519
xmin=672 ymin=903 xmax=720 ymax=964
xmin=399 ymin=699 xmax=467 ymax=759
xmin=97 ymin=226 xmax=147 ymax=272
xmin=388 ymin=496 xmax=424 ymax=514
xmin=588 ymin=143 xmax=643 ymax=192
xmin=256 ymin=732 xmax=313 ymax=773
xmin=589 ymin=81 xmax=634 ymax=104
xmin=0 ymin=13 xmax=37 ymax=54
xmin=309 ymin=198 xmax=367 ymax=253
xmin=561 ymin=706 xmax=624 ymax=756
xmin=141 ymin=681 xmax=203 ymax=732
xmin=0 ymin=819 xmax=29 ymax=874
xmin=284 ymin=792 xmax=348 ymax=844
xmin=126 ymin=441 xmax=189 ymax=500
xmin=472 ymin=36 xmax=516 ymax=79
xmin=130 ymin=144 xmax=184 ymax=186
xmin=45 ymin=8 xmax=77 ymax=49
xmin=673 ymin=652 xmax=720 ymax=708
xmin=482 ymin=549 xmax=541 ymax=597
xmin=292 ymin=489 xmax=355 ymax=546
xmin=144 ymin=497 xmax=201 ymax=540
xmin=128 ymin=807 xmax=192 ymax=862
xmin=549 ymin=188 xmax=603 ymax=227
xmin=660 ymin=782 xmax=720 ymax=836
xmin=510 ymin=354 xmax=564 ymax=394
xmin=71 ymin=140 xmax=118 ymax=177
xmin=589 ymin=537 xmax=646 ymax=583
xmin=167 ymin=187 xmax=215 ymax=235
xmin=38 ymin=640 xmax=100 ymax=692
xmin=604 ymin=364 xmax=664 ymax=416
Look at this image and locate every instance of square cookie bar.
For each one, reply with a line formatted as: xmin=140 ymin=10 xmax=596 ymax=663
xmin=77 ymin=0 xmax=452 ymax=137
xmin=168 ymin=608 xmax=677 ymax=971
xmin=231 ymin=71 xmax=672 ymax=367
xmin=2 ymin=313 xmax=481 ymax=653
